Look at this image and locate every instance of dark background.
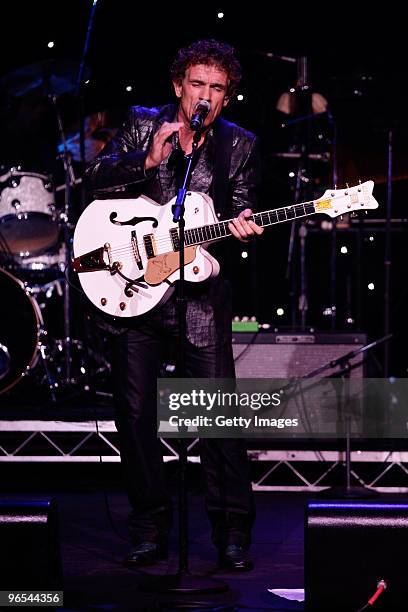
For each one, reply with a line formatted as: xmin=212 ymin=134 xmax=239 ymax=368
xmin=0 ymin=1 xmax=407 ymax=375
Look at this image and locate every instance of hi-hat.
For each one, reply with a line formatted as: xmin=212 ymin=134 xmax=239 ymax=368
xmin=0 ymin=59 xmax=90 ymax=98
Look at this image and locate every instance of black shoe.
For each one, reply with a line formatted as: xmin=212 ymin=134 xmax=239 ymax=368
xmin=123 ymin=541 xmax=168 ymax=567
xmin=219 ymin=544 xmax=254 ymax=572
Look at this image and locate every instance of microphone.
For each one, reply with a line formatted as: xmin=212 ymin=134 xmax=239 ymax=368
xmin=190 ymin=100 xmax=211 ymax=131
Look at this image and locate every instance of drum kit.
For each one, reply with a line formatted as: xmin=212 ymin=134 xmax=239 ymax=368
xmin=0 ymin=60 xmax=116 ymax=399
xmin=0 ymin=163 xmax=87 ymax=398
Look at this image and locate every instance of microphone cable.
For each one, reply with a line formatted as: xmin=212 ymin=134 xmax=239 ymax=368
xmin=356 ymin=579 xmax=388 ymax=612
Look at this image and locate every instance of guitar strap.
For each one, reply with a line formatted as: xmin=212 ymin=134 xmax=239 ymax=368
xmin=213 ymin=117 xmax=234 ymax=219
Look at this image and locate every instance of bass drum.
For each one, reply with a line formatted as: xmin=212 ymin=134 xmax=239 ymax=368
xmin=0 ymin=268 xmax=42 ymax=394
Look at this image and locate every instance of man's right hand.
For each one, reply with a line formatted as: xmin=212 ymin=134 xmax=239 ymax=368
xmin=145 ymin=121 xmax=184 ymax=170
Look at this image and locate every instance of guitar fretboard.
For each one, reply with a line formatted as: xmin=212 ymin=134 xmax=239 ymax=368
xmin=184 ymin=200 xmax=316 ymax=246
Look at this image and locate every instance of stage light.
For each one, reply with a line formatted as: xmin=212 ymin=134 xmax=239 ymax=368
xmin=289 ymin=87 xmax=295 ymax=93
xmin=321 ymin=220 xmax=332 ymax=230
xmin=237 ymin=94 xmax=244 ymax=101
xmin=241 ymin=251 xmax=248 ymax=259
xmin=125 ymin=85 xmax=132 ymax=92
xmin=347 ymin=317 xmax=354 ymax=324
xmin=368 ymin=283 xmax=375 ymax=291
xmin=47 ymin=41 xmax=55 ymax=49
xmin=289 ymin=171 xmax=295 ymax=178
xmin=369 ymin=235 xmax=374 ymax=242
xmin=340 ymin=246 xmax=348 ymax=254
xmin=85 ymin=79 xmax=90 ymax=85
xmin=217 ymin=12 xmax=224 ymax=18
xmin=276 ymin=308 xmax=284 ymax=316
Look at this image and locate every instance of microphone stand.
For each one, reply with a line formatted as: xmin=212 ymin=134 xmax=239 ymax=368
xmin=384 ymin=129 xmax=393 ymax=376
xmin=75 ymin=0 xmax=99 ymax=212
xmin=285 ymin=56 xmax=312 ymax=330
xmin=304 ymin=334 xmax=393 ymax=499
xmin=328 ymin=110 xmax=338 ymax=331
xmin=142 ymin=126 xmax=227 ymax=598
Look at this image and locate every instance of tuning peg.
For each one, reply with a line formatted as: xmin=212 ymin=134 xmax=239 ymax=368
xmin=346 ymin=182 xmax=350 ymax=189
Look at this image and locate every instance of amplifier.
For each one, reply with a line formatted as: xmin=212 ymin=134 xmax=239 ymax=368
xmin=232 ymin=332 xmax=367 ymax=378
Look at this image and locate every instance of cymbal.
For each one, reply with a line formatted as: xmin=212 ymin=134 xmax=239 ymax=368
xmin=0 ymin=59 xmax=90 ymax=98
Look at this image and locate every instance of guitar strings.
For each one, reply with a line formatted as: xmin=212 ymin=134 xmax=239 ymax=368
xmin=107 ymin=201 xmax=318 ymax=256
xmin=103 ymin=195 xmax=320 ymax=252
xmin=107 ymin=210 xmax=306 ymax=258
xmin=107 ymin=206 xmax=309 ymax=257
xmin=103 ymin=195 xmax=332 ymax=258
xmin=108 ymin=227 xmax=230 ymax=256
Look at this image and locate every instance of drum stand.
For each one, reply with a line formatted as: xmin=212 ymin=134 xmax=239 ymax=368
xmin=23 ymin=282 xmax=61 ymax=402
xmin=38 ymin=328 xmax=58 ymax=402
xmin=49 ymin=93 xmax=79 ymax=388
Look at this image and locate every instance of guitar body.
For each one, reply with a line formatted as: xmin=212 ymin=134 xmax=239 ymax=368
xmin=73 ymin=192 xmax=220 ymax=317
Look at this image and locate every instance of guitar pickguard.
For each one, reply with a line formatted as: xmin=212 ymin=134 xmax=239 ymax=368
xmin=145 ymin=247 xmax=197 ymax=285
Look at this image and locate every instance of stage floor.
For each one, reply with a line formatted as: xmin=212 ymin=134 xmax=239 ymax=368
xmin=1 ymin=484 xmax=305 ymax=611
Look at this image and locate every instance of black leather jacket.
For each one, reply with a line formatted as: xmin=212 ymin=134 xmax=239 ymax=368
xmin=84 ymin=104 xmax=261 ymax=345
xmin=86 ymin=104 xmax=260 ymax=214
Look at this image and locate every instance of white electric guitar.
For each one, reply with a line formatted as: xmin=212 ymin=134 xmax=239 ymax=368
xmin=73 ymin=181 xmax=378 ymax=317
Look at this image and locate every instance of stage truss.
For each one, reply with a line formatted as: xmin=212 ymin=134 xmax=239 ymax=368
xmin=1 ymin=420 xmax=408 ymax=492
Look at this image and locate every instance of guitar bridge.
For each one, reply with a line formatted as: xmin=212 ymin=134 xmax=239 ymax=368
xmin=131 ymin=230 xmax=143 ymax=270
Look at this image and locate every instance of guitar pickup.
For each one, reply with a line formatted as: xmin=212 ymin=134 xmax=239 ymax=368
xmin=143 ymin=233 xmax=156 ymax=259
xmin=170 ymin=227 xmax=180 ymax=251
xmin=72 ymin=246 xmax=110 ymax=273
xmin=131 ymin=230 xmax=143 ymax=270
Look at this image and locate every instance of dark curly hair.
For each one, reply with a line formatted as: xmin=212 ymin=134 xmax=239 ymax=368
xmin=170 ymin=39 xmax=242 ymax=98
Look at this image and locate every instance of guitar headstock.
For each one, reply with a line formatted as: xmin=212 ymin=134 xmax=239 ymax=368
xmin=315 ymin=181 xmax=379 ymax=218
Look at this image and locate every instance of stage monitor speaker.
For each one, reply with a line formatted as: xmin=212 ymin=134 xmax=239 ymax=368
xmin=232 ymin=332 xmax=366 ymax=378
xmin=305 ymin=498 xmax=408 ymax=611
xmin=0 ymin=497 xmax=62 ymax=590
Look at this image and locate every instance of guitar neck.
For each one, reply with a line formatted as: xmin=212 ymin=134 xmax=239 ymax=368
xmin=185 ymin=199 xmax=317 ymax=246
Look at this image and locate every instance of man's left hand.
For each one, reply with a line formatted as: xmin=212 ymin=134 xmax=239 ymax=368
xmin=228 ymin=209 xmax=264 ymax=243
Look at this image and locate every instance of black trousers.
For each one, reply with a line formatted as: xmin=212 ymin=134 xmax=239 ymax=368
xmin=110 ymin=297 xmax=255 ymax=549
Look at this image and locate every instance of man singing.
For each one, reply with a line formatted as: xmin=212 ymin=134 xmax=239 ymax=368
xmin=86 ymin=38 xmax=263 ymax=571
